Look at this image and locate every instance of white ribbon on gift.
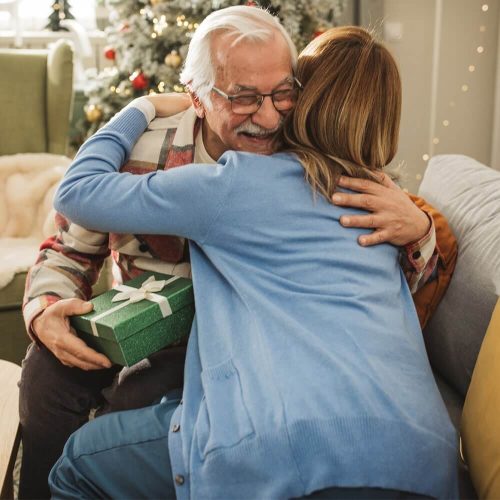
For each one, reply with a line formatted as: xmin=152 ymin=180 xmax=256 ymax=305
xmin=89 ymin=275 xmax=182 ymax=337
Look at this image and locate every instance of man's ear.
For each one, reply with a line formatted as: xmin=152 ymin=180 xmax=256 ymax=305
xmin=188 ymin=90 xmax=205 ymax=119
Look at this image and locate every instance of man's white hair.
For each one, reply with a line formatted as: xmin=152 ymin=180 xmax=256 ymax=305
xmin=179 ymin=6 xmax=297 ymax=109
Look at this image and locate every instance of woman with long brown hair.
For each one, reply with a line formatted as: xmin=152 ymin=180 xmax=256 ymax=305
xmin=50 ymin=24 xmax=457 ymax=499
xmin=280 ymin=26 xmax=402 ymax=197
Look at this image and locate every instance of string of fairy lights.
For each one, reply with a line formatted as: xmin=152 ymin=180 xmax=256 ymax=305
xmin=418 ymin=2 xmax=492 ymax=181
xmin=148 ymin=10 xmax=197 ymax=94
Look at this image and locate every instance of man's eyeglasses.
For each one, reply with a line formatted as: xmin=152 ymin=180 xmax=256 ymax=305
xmin=211 ymin=77 xmax=303 ymax=115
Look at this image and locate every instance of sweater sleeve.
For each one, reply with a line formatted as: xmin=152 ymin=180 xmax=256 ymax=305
xmin=54 ymin=104 xmax=235 ymax=243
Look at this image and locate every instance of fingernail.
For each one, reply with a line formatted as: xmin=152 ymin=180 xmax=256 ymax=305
xmin=359 ymin=237 xmax=367 ymax=246
xmin=341 ymin=217 xmax=350 ymax=226
xmin=332 ymin=194 xmax=342 ymax=203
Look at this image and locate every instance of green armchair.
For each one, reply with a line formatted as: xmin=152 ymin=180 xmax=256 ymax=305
xmin=0 ymin=40 xmax=74 ymax=364
xmin=0 ymin=39 xmax=74 ymax=155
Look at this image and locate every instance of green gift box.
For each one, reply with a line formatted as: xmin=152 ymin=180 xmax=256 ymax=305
xmin=70 ymin=272 xmax=194 ymax=367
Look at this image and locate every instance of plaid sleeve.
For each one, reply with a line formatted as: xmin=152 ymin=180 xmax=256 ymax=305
xmin=22 ymin=212 xmax=110 ymax=339
xmin=400 ymin=213 xmax=438 ymax=294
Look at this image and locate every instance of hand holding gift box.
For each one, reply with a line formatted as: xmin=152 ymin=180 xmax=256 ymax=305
xmin=70 ymin=272 xmax=195 ymax=366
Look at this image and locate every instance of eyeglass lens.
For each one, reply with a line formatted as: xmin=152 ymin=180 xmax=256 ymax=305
xmin=231 ymin=88 xmax=299 ymax=114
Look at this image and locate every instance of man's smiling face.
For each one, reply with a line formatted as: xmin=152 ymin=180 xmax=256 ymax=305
xmin=194 ymin=31 xmax=295 ymax=159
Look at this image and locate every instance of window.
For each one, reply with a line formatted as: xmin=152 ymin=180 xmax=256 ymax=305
xmin=0 ymin=0 xmax=96 ymax=31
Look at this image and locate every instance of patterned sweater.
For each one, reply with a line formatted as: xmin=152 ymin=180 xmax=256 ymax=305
xmin=23 ymin=100 xmax=437 ymax=336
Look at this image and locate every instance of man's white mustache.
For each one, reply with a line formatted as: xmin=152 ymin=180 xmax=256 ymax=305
xmin=234 ymin=119 xmax=283 ymax=137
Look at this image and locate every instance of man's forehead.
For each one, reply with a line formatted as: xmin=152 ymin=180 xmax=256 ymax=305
xmin=232 ymin=76 xmax=295 ymax=93
xmin=213 ymin=35 xmax=293 ymax=91
xmin=213 ymin=31 xmax=292 ymax=69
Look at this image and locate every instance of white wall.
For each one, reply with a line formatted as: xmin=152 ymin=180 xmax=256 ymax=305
xmin=383 ymin=0 xmax=500 ymax=192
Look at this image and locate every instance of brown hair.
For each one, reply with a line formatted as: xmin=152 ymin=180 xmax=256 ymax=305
xmin=277 ymin=26 xmax=402 ymax=200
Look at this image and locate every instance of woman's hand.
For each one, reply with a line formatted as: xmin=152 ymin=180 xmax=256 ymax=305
xmin=145 ymin=92 xmax=192 ymax=117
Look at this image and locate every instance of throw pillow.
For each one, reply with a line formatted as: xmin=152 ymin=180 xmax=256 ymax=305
xmin=418 ymin=155 xmax=500 ymax=397
xmin=461 ymin=298 xmax=500 ymax=499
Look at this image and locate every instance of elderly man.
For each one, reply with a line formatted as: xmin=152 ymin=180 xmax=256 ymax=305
xmin=20 ymin=6 xmax=437 ymax=499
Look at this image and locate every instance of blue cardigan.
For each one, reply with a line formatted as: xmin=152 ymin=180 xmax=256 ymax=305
xmin=55 ymin=103 xmax=458 ymax=499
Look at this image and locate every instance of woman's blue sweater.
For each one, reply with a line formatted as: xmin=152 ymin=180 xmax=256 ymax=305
xmin=55 ymin=104 xmax=458 ymax=499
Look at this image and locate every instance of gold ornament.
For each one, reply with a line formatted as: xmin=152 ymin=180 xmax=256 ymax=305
xmin=164 ymin=50 xmax=182 ymax=68
xmin=85 ymin=104 xmax=103 ymax=123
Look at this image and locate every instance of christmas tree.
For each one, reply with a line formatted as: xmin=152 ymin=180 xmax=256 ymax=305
xmin=78 ymin=0 xmax=347 ymax=144
xmin=46 ymin=0 xmax=75 ymax=31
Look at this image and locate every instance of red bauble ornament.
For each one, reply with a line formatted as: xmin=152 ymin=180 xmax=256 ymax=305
xmin=104 ymin=47 xmax=116 ymax=60
xmin=313 ymin=27 xmax=327 ymax=39
xmin=132 ymin=72 xmax=149 ymax=90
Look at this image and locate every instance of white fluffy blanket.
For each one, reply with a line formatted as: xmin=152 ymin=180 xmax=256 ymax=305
xmin=0 ymin=153 xmax=71 ymax=289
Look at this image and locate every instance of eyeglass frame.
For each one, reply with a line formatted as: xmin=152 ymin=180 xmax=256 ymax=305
xmin=211 ymin=77 xmax=303 ymax=115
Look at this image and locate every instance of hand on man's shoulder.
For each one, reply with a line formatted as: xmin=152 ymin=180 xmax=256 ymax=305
xmin=331 ymin=173 xmax=431 ymax=247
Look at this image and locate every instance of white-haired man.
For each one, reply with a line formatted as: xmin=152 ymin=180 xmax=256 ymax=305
xmin=20 ymin=6 xmax=439 ymax=499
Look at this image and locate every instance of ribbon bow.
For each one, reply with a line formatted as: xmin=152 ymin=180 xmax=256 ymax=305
xmin=112 ymin=276 xmax=167 ymax=303
xmin=89 ymin=275 xmax=181 ymax=337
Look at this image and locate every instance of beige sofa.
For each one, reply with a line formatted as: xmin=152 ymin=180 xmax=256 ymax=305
xmin=418 ymin=154 xmax=500 ymax=499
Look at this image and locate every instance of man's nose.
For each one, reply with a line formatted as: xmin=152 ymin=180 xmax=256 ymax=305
xmin=251 ymin=95 xmax=281 ymax=130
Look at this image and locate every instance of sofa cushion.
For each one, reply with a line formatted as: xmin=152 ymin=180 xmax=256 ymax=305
xmin=418 ymin=155 xmax=500 ymax=397
xmin=0 ymin=50 xmax=47 ymax=154
xmin=461 ymin=299 xmax=500 ymax=499
xmin=0 ymin=267 xmax=27 ymax=308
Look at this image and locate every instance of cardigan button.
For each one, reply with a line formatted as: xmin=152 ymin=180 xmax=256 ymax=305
xmin=412 ymin=250 xmax=421 ymax=259
xmin=138 ymin=242 xmax=149 ymax=252
xmin=175 ymin=474 xmax=185 ymax=486
xmin=172 ymin=423 xmax=180 ymax=433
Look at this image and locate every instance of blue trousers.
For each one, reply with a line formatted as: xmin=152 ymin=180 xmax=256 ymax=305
xmin=49 ymin=396 xmax=179 ymax=499
xmin=50 ymin=397 xmax=433 ymax=500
